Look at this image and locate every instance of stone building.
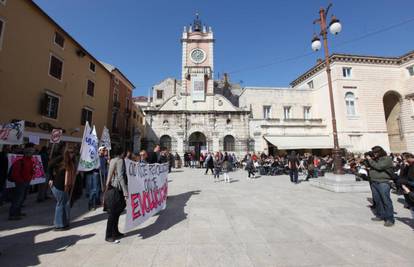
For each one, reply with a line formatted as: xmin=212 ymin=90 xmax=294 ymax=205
xmin=136 ymin=15 xmax=414 ymax=155
xmin=140 ymin=15 xmax=250 ymax=158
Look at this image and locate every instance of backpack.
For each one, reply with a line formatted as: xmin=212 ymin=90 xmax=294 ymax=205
xmin=8 ymin=158 xmax=24 ymax=182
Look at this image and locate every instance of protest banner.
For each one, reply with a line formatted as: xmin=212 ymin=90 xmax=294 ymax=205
xmin=6 ymin=154 xmax=46 ymax=188
xmin=124 ymin=159 xmax=169 ymax=231
xmin=99 ymin=126 xmax=111 ymax=150
xmin=78 ymin=122 xmax=100 ymax=171
xmin=0 ymin=120 xmax=24 ymax=145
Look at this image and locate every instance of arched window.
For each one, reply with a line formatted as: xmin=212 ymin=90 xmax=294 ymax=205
xmin=345 ymin=92 xmax=356 ymax=116
xmin=223 ymin=135 xmax=235 ymax=151
xmin=160 ymin=135 xmax=172 ymax=150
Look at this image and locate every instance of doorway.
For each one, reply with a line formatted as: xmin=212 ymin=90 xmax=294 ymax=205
xmin=188 ymin=131 xmax=207 ymax=159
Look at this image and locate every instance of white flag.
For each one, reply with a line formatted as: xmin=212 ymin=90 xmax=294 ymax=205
xmin=99 ymin=126 xmax=111 ymax=150
xmin=78 ymin=122 xmax=100 ymax=171
xmin=0 ymin=120 xmax=25 ymax=145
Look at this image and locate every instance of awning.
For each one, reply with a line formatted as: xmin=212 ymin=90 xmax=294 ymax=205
xmin=263 ymin=135 xmax=333 ymax=150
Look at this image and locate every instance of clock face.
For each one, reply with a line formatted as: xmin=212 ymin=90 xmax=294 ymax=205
xmin=190 ymin=49 xmax=206 ymax=63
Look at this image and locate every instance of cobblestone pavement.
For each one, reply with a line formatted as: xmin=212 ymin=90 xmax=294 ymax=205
xmin=1 ymin=168 xmax=414 ymax=267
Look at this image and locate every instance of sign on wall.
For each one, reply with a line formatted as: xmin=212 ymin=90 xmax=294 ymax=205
xmin=191 ymin=74 xmax=205 ymax=102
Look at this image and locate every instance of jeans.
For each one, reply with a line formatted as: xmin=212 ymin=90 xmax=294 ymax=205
xmin=86 ymin=172 xmax=100 ymax=208
xmin=9 ymin=182 xmax=29 ymax=217
xmin=290 ymin=169 xmax=298 ymax=183
xmin=371 ymin=182 xmax=394 ymax=222
xmin=51 ymin=186 xmax=70 ymax=228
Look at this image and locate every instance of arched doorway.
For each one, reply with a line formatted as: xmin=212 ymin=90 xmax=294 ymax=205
xmin=223 ymin=135 xmax=235 ymax=151
xmin=160 ymin=135 xmax=172 ymax=151
xmin=188 ymin=132 xmax=206 ymax=159
xmin=383 ymin=91 xmax=405 ymax=152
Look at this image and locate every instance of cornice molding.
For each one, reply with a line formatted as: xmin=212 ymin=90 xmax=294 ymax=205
xmin=290 ymin=51 xmax=414 ymax=87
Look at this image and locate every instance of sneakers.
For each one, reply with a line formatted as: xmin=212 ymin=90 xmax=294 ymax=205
xmin=384 ymin=221 xmax=395 ymax=227
xmin=105 ymin=237 xmax=120 ymax=244
xmin=371 ymin=217 xmax=383 ymax=222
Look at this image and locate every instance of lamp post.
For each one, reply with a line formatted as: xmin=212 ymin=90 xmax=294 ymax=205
xmin=311 ymin=3 xmax=344 ymax=174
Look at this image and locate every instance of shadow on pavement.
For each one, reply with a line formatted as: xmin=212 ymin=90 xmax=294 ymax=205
xmin=395 ymin=217 xmax=414 ymax=230
xmin=0 ymin=226 xmax=95 ymax=267
xmin=126 ymin=190 xmax=201 ymax=239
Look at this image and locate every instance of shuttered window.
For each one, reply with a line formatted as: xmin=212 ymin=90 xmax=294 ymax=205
xmin=87 ymin=80 xmax=95 ymax=96
xmin=49 ymin=55 xmax=63 ymax=80
xmin=81 ymin=108 xmax=93 ymax=125
xmin=41 ymin=93 xmax=59 ymax=119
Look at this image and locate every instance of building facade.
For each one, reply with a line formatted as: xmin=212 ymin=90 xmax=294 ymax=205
xmin=0 ymin=0 xmax=111 ymax=144
xmin=140 ymin=16 xmax=250 ymax=157
xmin=137 ymin=16 xmax=414 ymax=156
xmin=101 ymin=62 xmax=140 ymax=151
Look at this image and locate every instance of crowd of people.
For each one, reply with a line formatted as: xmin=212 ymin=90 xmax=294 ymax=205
xmin=0 ymin=143 xmax=177 ymax=244
xmin=1 ymin=142 xmax=414 ymax=245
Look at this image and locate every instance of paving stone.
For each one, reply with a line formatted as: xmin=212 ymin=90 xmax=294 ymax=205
xmin=1 ymin=168 xmax=414 ymax=266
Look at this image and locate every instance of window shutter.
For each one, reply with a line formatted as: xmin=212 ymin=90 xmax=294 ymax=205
xmin=81 ymin=108 xmax=86 ymax=125
xmin=88 ymin=110 xmax=93 ymax=124
xmin=39 ymin=93 xmax=48 ymax=115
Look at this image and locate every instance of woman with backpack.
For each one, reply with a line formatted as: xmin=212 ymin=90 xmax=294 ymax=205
xmin=49 ymin=147 xmax=76 ymax=230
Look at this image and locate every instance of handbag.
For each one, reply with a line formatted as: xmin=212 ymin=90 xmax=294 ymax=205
xmin=103 ymin=159 xmax=126 ymax=213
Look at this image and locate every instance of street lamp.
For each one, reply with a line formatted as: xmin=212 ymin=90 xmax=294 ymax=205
xmin=311 ymin=3 xmax=344 ymax=174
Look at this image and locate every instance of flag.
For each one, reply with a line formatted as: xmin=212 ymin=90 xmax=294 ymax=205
xmin=99 ymin=126 xmax=111 ymax=150
xmin=78 ymin=122 xmax=100 ymax=171
xmin=0 ymin=120 xmax=24 ymax=145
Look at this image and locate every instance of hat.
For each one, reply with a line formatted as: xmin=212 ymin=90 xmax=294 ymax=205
xmin=98 ymin=146 xmax=106 ymax=151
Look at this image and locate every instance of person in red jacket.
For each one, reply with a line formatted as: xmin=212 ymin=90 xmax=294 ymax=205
xmin=9 ymin=147 xmax=35 ymax=220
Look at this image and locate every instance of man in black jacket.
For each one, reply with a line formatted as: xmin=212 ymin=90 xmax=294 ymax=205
xmin=147 ymin=144 xmax=160 ymax=164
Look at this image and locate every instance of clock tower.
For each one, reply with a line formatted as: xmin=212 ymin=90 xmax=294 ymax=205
xmin=181 ymin=14 xmax=214 ymax=102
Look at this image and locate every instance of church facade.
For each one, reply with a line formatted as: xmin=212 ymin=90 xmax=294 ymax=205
xmin=136 ymin=16 xmax=414 ymax=156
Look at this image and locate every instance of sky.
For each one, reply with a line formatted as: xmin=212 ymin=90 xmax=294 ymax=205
xmin=34 ymin=0 xmax=414 ymax=96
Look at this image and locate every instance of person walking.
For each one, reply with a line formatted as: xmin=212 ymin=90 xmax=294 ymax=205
xmin=205 ymin=153 xmax=214 ymax=175
xmin=104 ymin=147 xmax=128 ymax=243
xmin=366 ymin=146 xmax=395 ymax=227
xmin=8 ymin=147 xmax=35 ymax=220
xmin=222 ymin=153 xmax=231 ymax=183
xmin=49 ymin=147 xmax=76 ymax=230
xmin=288 ymin=151 xmax=300 ymax=184
xmin=213 ymin=154 xmax=221 ymax=182
xmin=245 ymin=154 xmax=255 ymax=180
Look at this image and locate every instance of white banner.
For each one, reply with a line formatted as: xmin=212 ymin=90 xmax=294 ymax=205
xmin=0 ymin=121 xmax=24 ymax=145
xmin=124 ymin=160 xmax=169 ymax=231
xmin=99 ymin=126 xmax=111 ymax=150
xmin=191 ymin=74 xmax=205 ymax=102
xmin=78 ymin=122 xmax=100 ymax=171
xmin=6 ymin=154 xmax=46 ymax=188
